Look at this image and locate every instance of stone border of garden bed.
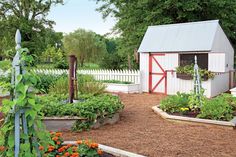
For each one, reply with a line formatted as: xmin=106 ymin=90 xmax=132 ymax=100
xmin=152 ymin=106 xmax=236 ymax=128
xmin=64 ymin=141 xmax=147 ymax=157
xmin=43 ymin=113 xmax=120 ymax=131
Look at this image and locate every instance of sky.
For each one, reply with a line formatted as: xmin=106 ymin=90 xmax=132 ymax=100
xmin=48 ymin=0 xmax=116 ymax=35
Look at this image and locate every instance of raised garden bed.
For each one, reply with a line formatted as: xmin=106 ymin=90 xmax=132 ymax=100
xmin=104 ymin=83 xmax=141 ymax=93
xmin=43 ymin=113 xmax=120 ymax=131
xmin=152 ymin=106 xmax=236 ymax=128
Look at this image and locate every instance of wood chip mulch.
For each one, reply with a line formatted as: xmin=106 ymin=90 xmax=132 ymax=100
xmin=62 ymin=93 xmax=236 ymax=157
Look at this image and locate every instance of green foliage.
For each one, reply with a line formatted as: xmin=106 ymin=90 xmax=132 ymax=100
xmin=0 ymin=1 xmax=63 ymax=58
xmin=160 ymin=92 xmax=190 ymax=113
xmin=0 ymin=48 xmax=51 ymax=156
xmin=101 ymin=80 xmax=131 ymax=84
xmin=48 ymin=76 xmax=68 ymax=95
xmin=34 ymin=74 xmax=65 ymax=94
xmin=97 ymin=0 xmax=236 ymax=67
xmin=77 ymin=74 xmax=106 ymax=95
xmin=40 ymin=46 xmax=63 ymax=63
xmin=53 ymin=59 xmax=69 ymax=69
xmin=188 ymin=89 xmax=206 ymax=111
xmin=99 ymin=52 xmax=124 ymax=69
xmin=198 ymin=95 xmax=234 ymax=121
xmin=176 ymin=64 xmax=215 ymax=79
xmin=63 ymin=29 xmax=107 ymax=67
xmin=0 ymin=60 xmax=11 ymax=71
xmin=39 ymin=94 xmax=124 ymax=131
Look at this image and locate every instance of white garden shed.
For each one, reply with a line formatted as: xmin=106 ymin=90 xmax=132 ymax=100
xmin=138 ymin=20 xmax=234 ymax=98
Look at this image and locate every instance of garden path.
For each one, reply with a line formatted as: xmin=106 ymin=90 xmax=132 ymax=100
xmin=63 ymin=93 xmax=236 ymax=157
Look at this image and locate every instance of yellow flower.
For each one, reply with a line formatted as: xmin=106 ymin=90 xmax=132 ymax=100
xmin=180 ymin=107 xmax=189 ymax=111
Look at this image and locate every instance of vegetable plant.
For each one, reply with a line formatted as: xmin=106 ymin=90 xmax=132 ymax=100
xmin=0 ymin=48 xmax=51 ymax=156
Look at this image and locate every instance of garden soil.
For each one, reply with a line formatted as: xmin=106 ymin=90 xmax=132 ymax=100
xmin=62 ymin=93 xmax=236 ymax=157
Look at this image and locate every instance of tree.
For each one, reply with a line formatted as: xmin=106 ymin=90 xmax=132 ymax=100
xmin=0 ymin=0 xmax=64 ymax=57
xmin=97 ymin=0 xmax=236 ymax=67
xmin=63 ymin=29 xmax=107 ymax=67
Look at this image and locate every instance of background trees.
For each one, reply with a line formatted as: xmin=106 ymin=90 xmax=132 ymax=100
xmin=63 ymin=29 xmax=107 ymax=67
xmin=97 ymin=0 xmax=236 ymax=68
xmin=0 ymin=0 xmax=64 ymax=59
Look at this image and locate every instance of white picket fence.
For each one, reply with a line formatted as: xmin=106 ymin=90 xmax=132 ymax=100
xmin=33 ymin=69 xmax=141 ymax=84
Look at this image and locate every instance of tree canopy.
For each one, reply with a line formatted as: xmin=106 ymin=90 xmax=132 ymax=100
xmin=0 ymin=0 xmax=64 ymax=58
xmin=97 ymin=0 xmax=236 ymax=67
xmin=63 ymin=29 xmax=107 ymax=67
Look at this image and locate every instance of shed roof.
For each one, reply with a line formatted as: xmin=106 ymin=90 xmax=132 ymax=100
xmin=138 ymin=20 xmax=220 ymax=53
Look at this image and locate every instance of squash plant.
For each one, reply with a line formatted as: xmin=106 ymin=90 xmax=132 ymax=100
xmin=0 ymin=48 xmax=52 ymax=156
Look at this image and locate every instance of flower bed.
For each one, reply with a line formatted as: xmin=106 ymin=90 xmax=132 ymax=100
xmin=39 ymin=94 xmax=124 ymax=131
xmin=158 ymin=92 xmax=236 ymax=122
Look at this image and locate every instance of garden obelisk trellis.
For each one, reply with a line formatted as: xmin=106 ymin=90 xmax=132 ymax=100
xmin=193 ymin=55 xmax=202 ymax=107
xmin=12 ymin=30 xmax=40 ymax=157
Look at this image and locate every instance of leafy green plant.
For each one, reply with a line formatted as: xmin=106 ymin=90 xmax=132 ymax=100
xmin=78 ymin=74 xmax=105 ymax=95
xmin=176 ymin=64 xmax=215 ymax=79
xmin=198 ymin=96 xmax=234 ymax=121
xmin=48 ymin=76 xmax=68 ymax=95
xmin=34 ymin=73 xmax=65 ymax=93
xmin=0 ymin=48 xmax=51 ymax=157
xmin=188 ymin=89 xmax=206 ymax=112
xmin=0 ymin=60 xmax=11 ymax=71
xmin=159 ymin=92 xmax=190 ymax=113
xmin=39 ymin=94 xmax=124 ymax=131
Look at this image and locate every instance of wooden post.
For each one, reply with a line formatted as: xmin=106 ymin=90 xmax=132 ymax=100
xmin=68 ymin=55 xmax=77 ymax=103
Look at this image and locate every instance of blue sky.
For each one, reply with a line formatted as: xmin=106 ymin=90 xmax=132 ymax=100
xmin=48 ymin=0 xmax=116 ymax=35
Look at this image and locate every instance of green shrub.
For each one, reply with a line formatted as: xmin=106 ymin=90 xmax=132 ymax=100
xmin=48 ymin=76 xmax=68 ymax=95
xmin=159 ymin=92 xmax=190 ymax=113
xmin=35 ymin=73 xmax=64 ymax=93
xmin=198 ymin=96 xmax=234 ymax=121
xmin=54 ymin=59 xmax=69 ymax=69
xmin=78 ymin=74 xmax=105 ymax=95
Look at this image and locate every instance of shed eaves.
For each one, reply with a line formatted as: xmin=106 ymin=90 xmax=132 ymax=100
xmin=138 ymin=20 xmax=219 ymax=53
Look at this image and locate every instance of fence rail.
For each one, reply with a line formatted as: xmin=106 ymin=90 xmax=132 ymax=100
xmin=33 ymin=69 xmax=141 ymax=84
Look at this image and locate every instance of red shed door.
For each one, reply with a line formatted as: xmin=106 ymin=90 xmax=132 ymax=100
xmin=149 ymin=53 xmax=167 ymax=94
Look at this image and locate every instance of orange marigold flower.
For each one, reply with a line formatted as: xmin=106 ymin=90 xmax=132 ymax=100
xmin=72 ymin=146 xmax=77 ymax=152
xmin=67 ymin=144 xmax=72 ymax=147
xmin=56 ymin=132 xmax=62 ymax=137
xmin=0 ymin=146 xmax=5 ymax=151
xmin=64 ymin=152 xmax=70 ymax=156
xmin=97 ymin=149 xmax=103 ymax=155
xmin=76 ymin=140 xmax=82 ymax=145
xmin=52 ymin=137 xmax=59 ymax=141
xmin=90 ymin=143 xmax=98 ymax=148
xmin=57 ymin=141 xmax=61 ymax=145
xmin=39 ymin=146 xmax=44 ymax=151
xmin=72 ymin=152 xmax=79 ymax=157
xmin=48 ymin=148 xmax=54 ymax=152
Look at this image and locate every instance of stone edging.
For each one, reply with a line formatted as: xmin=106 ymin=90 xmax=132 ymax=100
xmin=152 ymin=106 xmax=236 ymax=128
xmin=64 ymin=141 xmax=147 ymax=157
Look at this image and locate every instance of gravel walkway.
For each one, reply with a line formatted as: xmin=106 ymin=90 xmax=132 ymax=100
xmin=62 ymin=93 xmax=236 ymax=157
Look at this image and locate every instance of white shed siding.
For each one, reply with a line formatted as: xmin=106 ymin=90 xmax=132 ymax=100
xmin=210 ymin=73 xmax=229 ymax=96
xmin=208 ymin=53 xmax=225 ymax=72
xmin=211 ymin=25 xmax=234 ymax=71
xmin=167 ymin=72 xmax=211 ymax=97
xmin=140 ymin=53 xmax=149 ymax=92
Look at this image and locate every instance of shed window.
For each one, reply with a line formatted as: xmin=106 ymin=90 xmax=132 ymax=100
xmin=179 ymin=53 xmax=208 ymax=69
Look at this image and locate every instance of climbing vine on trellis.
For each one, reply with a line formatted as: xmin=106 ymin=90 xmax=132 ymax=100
xmin=0 ymin=48 xmax=52 ymax=157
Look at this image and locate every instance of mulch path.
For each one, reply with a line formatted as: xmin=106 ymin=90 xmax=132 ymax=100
xmin=61 ymin=93 xmax=236 ymax=157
